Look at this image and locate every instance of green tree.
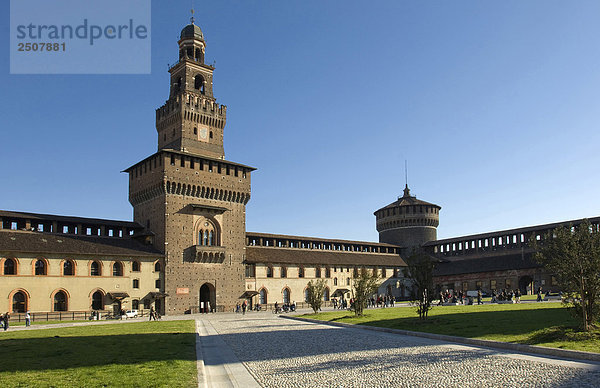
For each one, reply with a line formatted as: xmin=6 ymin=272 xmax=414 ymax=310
xmin=352 ymin=270 xmax=380 ymax=316
xmin=533 ymin=219 xmax=600 ymax=331
xmin=403 ymin=250 xmax=436 ymax=320
xmin=306 ymin=279 xmax=327 ymax=313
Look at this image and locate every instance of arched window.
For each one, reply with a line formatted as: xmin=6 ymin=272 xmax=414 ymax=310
xmin=63 ymin=259 xmax=74 ymax=276
xmin=194 ymin=74 xmax=205 ymax=94
xmin=12 ymin=291 xmax=27 ymax=313
xmin=132 ymin=261 xmax=140 ymax=272
xmin=334 ymin=278 xmax=338 ymax=286
xmin=315 ymin=267 xmax=321 ymax=278
xmin=132 ymin=299 xmax=140 ymax=310
xmin=35 ymin=259 xmax=47 ymax=275
xmin=266 ymin=266 xmax=273 ymax=278
xmin=282 ymin=288 xmax=290 ymax=304
xmin=4 ymin=258 xmax=16 ymax=275
xmin=346 ymin=277 xmax=351 ymax=286
xmin=298 ymin=266 xmax=304 ymax=278
xmin=323 ymin=287 xmax=330 ymax=301
xmin=280 ymin=266 xmax=287 ymax=278
xmin=113 ymin=262 xmax=123 ymax=277
xmin=259 ymin=288 xmax=267 ymax=304
xmin=154 ymin=261 xmax=161 ymax=272
xmin=304 ymin=288 xmax=309 ymax=302
xmin=91 ymin=261 xmax=101 ymax=276
xmin=197 ymin=219 xmax=219 ymax=246
xmin=91 ymin=290 xmax=104 ymax=310
xmin=133 ymin=279 xmax=140 ymax=289
xmin=54 ymin=290 xmax=68 ymax=311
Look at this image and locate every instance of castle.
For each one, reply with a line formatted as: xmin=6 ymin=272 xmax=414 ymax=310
xmin=1 ymin=21 xmax=594 ymax=316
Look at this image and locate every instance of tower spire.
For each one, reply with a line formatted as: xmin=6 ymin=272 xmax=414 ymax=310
xmin=403 ymin=160 xmax=410 ymax=197
xmin=190 ymin=7 xmax=195 ymax=25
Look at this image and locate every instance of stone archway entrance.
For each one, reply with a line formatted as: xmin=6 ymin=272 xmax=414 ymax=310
xmin=519 ymin=276 xmax=534 ymax=295
xmin=199 ymin=283 xmax=216 ymax=313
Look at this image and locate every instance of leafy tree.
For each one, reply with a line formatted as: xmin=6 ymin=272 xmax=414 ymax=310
xmin=533 ymin=219 xmax=600 ymax=331
xmin=306 ymin=279 xmax=327 ymax=313
xmin=352 ymin=270 xmax=380 ymax=316
xmin=403 ymin=250 xmax=436 ymax=320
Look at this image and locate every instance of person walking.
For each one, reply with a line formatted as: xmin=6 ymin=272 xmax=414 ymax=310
xmin=3 ymin=312 xmax=9 ymax=331
xmin=242 ymin=300 xmax=247 ymax=315
xmin=477 ymin=290 xmax=482 ymax=305
xmin=149 ymin=306 xmax=156 ymax=321
xmin=25 ymin=311 xmax=31 ymax=327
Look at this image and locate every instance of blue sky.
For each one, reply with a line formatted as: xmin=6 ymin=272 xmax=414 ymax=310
xmin=2 ymin=1 xmax=600 ymax=242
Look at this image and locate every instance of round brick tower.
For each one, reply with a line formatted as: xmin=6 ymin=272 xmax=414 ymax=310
xmin=374 ymin=185 xmax=440 ymax=253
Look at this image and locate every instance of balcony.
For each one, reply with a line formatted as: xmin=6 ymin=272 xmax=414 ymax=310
xmin=184 ymin=245 xmax=226 ymax=263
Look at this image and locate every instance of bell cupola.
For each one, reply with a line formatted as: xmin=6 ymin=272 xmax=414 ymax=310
xmin=155 ymin=18 xmax=226 ymax=159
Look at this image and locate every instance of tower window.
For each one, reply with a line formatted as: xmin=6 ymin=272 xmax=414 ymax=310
xmin=194 ymin=127 xmax=197 ymax=135
xmin=194 ymin=75 xmax=205 ymax=94
xmin=209 ymin=131 xmax=213 ymax=139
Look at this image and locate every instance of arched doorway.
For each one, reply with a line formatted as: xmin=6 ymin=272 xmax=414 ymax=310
xmin=91 ymin=291 xmax=104 ymax=310
xmin=199 ymin=283 xmax=215 ymax=313
xmin=519 ymin=276 xmax=534 ymax=295
xmin=12 ymin=291 xmax=27 ymax=313
xmin=53 ymin=290 xmax=68 ymax=311
xmin=282 ymin=288 xmax=290 ymax=304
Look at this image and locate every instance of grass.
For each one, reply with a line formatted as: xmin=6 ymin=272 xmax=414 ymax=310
xmin=0 ymin=320 xmax=198 ymax=387
xmin=304 ymin=303 xmax=600 ymax=353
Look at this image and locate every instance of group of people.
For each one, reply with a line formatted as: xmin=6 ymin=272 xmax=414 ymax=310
xmin=0 ymin=312 xmax=10 ymax=330
xmin=491 ymin=289 xmax=522 ymax=303
xmin=273 ymin=301 xmax=296 ymax=314
xmin=438 ymin=290 xmax=474 ymax=305
xmin=148 ymin=306 xmax=161 ymax=320
xmin=368 ymin=295 xmax=395 ymax=308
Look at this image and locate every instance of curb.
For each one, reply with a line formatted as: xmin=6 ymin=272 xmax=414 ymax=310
xmin=281 ymin=315 xmax=600 ymax=363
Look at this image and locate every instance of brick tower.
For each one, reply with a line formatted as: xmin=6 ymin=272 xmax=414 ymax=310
xmin=374 ymin=185 xmax=440 ymax=255
xmin=125 ymin=20 xmax=255 ymax=315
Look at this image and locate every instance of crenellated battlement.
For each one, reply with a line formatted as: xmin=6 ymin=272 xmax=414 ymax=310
xmin=156 ymin=92 xmax=226 ymax=121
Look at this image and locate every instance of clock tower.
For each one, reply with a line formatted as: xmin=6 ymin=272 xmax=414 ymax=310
xmin=125 ymin=20 xmax=255 ymax=315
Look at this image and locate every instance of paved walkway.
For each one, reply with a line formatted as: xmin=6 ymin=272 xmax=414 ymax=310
xmin=196 ymin=312 xmax=600 ymax=388
xmin=6 ymin=309 xmax=600 ymax=387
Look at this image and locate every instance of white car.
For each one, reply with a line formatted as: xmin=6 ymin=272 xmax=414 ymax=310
xmin=124 ymin=310 xmax=138 ymax=318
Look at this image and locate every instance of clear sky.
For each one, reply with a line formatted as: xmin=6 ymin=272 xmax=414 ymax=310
xmin=2 ymin=1 xmax=600 ymax=242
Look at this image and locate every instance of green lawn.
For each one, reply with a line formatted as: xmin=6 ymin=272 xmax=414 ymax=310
xmin=0 ymin=320 xmax=197 ymax=387
xmin=305 ymin=303 xmax=600 ymax=353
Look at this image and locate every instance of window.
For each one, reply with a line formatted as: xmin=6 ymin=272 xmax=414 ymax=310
xmin=280 ymin=266 xmax=287 ymax=278
xmin=476 ymin=281 xmax=482 ymax=290
xmin=63 ymin=260 xmax=74 ymax=276
xmin=304 ymin=288 xmax=309 ymax=302
xmin=4 ymin=258 xmax=16 ymax=275
xmin=194 ymin=74 xmax=205 ymax=93
xmin=505 ymin=279 xmax=511 ymax=289
xmin=155 ymin=279 xmax=161 ymax=289
xmin=334 ymin=278 xmax=338 ymax=286
xmin=132 ymin=261 xmax=140 ymax=272
xmin=282 ymin=288 xmax=290 ymax=304
xmin=132 ymin=299 xmax=140 ymax=310
xmin=298 ymin=266 xmax=304 ymax=278
xmin=170 ymin=155 xmax=175 ymax=165
xmin=245 ymin=264 xmax=256 ymax=278
xmin=12 ymin=291 xmax=27 ymax=313
xmin=325 ymin=267 xmax=331 ymax=278
xmin=346 ymin=277 xmax=350 ymax=286
xmin=259 ymin=289 xmax=267 ymax=304
xmin=323 ymin=288 xmax=330 ymax=301
xmin=266 ymin=266 xmax=273 ymax=278
xmin=91 ymin=291 xmax=104 ymax=310
xmin=315 ymin=267 xmax=321 ymax=278
xmin=381 ymin=268 xmax=386 ymax=277
xmin=198 ymin=220 xmax=218 ymax=246
xmin=154 ymin=261 xmax=161 ymax=272
xmin=133 ymin=279 xmax=140 ymax=289
xmin=113 ymin=262 xmax=123 ymax=277
xmin=35 ymin=259 xmax=47 ymax=275
xmin=490 ymin=280 xmax=497 ymax=290
xmin=353 ymin=267 xmax=359 ymax=278
xmin=91 ymin=261 xmax=101 ymax=276
xmin=54 ymin=291 xmax=68 ymax=312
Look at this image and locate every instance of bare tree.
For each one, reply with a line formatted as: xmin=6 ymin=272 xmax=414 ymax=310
xmin=403 ymin=250 xmax=436 ymax=320
xmin=533 ymin=219 xmax=600 ymax=331
xmin=306 ymin=279 xmax=327 ymax=313
xmin=352 ymin=270 xmax=380 ymax=316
